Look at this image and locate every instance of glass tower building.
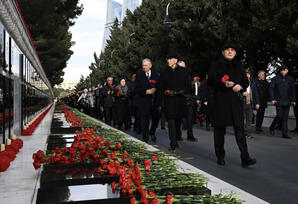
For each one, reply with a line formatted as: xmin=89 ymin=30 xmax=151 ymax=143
xmin=101 ymin=0 xmax=142 ymax=51
xmin=101 ymin=0 xmax=123 ymax=51
xmin=122 ymin=0 xmax=142 ymax=20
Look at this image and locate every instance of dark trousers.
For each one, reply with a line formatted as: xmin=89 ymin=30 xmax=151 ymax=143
xmin=294 ymin=105 xmax=298 ymax=129
xmin=133 ymin=106 xmax=140 ymax=131
xmin=186 ymin=105 xmax=194 ymax=137
xmin=270 ymin=106 xmax=290 ymax=136
xmin=160 ymin=108 xmax=166 ymax=128
xmin=168 ymin=118 xmax=182 ymax=148
xmin=104 ymin=107 xmax=113 ymax=125
xmin=149 ymin=107 xmax=160 ymax=135
xmin=256 ymin=106 xmax=266 ymax=131
xmin=214 ymin=126 xmax=250 ymax=160
xmin=140 ymin=116 xmax=150 ymax=140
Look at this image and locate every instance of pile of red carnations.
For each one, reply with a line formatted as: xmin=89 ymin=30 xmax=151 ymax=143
xmin=32 ymin=127 xmax=172 ymax=204
xmin=0 ymin=138 xmax=24 ymax=172
xmin=60 ymin=105 xmax=84 ymax=127
xmin=23 ymin=104 xmax=53 ymax=136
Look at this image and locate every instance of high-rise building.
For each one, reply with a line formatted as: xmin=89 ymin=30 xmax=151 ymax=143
xmin=102 ymin=0 xmax=142 ymax=51
xmin=101 ymin=0 xmax=122 ymax=51
xmin=122 ymin=0 xmax=142 ymax=20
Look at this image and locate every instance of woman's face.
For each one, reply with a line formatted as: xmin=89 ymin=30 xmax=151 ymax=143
xmin=120 ymin=79 xmax=126 ymax=86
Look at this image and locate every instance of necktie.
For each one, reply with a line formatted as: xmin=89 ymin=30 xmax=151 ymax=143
xmin=146 ymin=72 xmax=150 ymax=79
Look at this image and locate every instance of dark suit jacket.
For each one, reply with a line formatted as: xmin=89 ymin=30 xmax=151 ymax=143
xmin=135 ymin=69 xmax=160 ymax=116
xmin=270 ymin=74 xmax=296 ymax=106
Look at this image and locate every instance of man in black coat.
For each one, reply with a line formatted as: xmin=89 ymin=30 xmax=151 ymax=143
xmin=135 ymin=58 xmax=160 ymax=143
xmin=95 ymin=83 xmax=104 ymax=120
xmin=269 ymin=65 xmax=296 ymax=138
xmin=251 ymin=70 xmax=269 ymax=133
xmin=102 ymin=77 xmax=115 ymax=125
xmin=291 ymin=82 xmax=298 ymax=132
xmin=160 ymin=53 xmax=191 ymax=151
xmin=207 ymin=43 xmax=256 ymax=167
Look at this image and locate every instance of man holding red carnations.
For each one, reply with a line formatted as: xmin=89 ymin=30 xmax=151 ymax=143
xmin=207 ymin=43 xmax=256 ymax=167
xmin=160 ymin=53 xmax=191 ymax=151
xmin=135 ymin=58 xmax=160 ymax=143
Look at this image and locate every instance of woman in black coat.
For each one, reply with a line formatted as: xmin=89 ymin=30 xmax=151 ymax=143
xmin=207 ymin=43 xmax=256 ymax=167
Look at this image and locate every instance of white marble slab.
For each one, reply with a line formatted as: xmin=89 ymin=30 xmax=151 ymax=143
xmin=0 ymin=104 xmax=55 ymax=204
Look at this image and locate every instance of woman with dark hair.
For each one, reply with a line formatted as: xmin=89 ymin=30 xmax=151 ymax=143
xmin=115 ymin=78 xmax=130 ymax=129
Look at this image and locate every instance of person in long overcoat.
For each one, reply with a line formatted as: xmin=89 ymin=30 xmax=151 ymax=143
xmin=115 ymin=78 xmax=130 ymax=129
xmin=102 ymin=77 xmax=115 ymax=125
xmin=135 ymin=58 xmax=160 ymax=143
xmin=250 ymin=70 xmax=269 ymax=133
xmin=159 ymin=53 xmax=191 ymax=151
xmin=207 ymin=43 xmax=256 ymax=167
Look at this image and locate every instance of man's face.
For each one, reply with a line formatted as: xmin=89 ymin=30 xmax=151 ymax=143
xmin=258 ymin=72 xmax=265 ymax=80
xmin=280 ymin=68 xmax=288 ymax=77
xmin=120 ymin=79 xmax=126 ymax=86
xmin=89 ymin=88 xmax=92 ymax=92
xmin=167 ymin=58 xmax=178 ymax=67
xmin=142 ymin=61 xmax=152 ymax=73
xmin=246 ymin=73 xmax=251 ymax=79
xmin=222 ymin=48 xmax=236 ymax=61
xmin=107 ymin=78 xmax=113 ymax=84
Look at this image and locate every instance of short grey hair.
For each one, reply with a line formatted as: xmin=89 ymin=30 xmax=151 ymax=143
xmin=142 ymin=58 xmax=152 ymax=65
xmin=257 ymin=70 xmax=265 ymax=75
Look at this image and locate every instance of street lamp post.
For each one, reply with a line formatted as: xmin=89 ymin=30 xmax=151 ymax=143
xmin=163 ymin=1 xmax=174 ymax=25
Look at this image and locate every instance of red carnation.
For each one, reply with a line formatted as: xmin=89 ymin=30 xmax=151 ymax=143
xmin=195 ymin=76 xmax=201 ymax=81
xmin=152 ymin=156 xmax=158 ymax=161
xmin=116 ymin=90 xmax=121 ymax=97
xmin=221 ymin=74 xmax=230 ymax=83
xmin=149 ymin=80 xmax=157 ymax=84
xmin=33 ymin=161 xmax=41 ymax=170
xmin=116 ymin=142 xmax=121 ymax=150
xmin=144 ymin=159 xmax=151 ymax=170
xmin=167 ymin=194 xmax=174 ymax=204
xmin=0 ymin=154 xmax=10 ymax=172
xmin=164 ymin=89 xmax=170 ymax=95
xmin=130 ymin=197 xmax=136 ymax=204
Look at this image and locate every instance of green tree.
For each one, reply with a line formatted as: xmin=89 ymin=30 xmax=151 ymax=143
xmin=17 ymin=0 xmax=83 ymax=86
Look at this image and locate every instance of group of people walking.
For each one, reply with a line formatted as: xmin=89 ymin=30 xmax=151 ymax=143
xmin=62 ymin=42 xmax=297 ymax=168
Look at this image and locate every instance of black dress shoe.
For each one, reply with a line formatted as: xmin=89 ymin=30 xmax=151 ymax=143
xmin=217 ymin=158 xmax=225 ymax=166
xmin=187 ymin=137 xmax=197 ymax=141
xmin=291 ymin=128 xmax=298 ymax=133
xmin=168 ymin=146 xmax=176 ymax=152
xmin=150 ymin=134 xmax=157 ymax=142
xmin=161 ymin=127 xmax=165 ymax=130
xmin=282 ymin=135 xmax=291 ymax=139
xmin=241 ymin=158 xmax=256 ymax=168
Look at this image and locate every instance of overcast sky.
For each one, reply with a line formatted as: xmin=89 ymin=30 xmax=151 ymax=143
xmin=64 ymin=0 xmax=122 ymax=81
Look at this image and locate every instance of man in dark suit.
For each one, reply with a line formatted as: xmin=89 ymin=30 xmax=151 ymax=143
xmin=102 ymin=77 xmax=115 ymax=125
xmin=269 ymin=65 xmax=296 ymax=138
xmin=160 ymin=53 xmax=191 ymax=151
xmin=135 ymin=58 xmax=160 ymax=143
xmin=207 ymin=43 xmax=256 ymax=167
